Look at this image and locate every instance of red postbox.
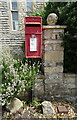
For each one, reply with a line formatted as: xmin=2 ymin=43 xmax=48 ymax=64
xmin=25 ymin=16 xmax=42 ymax=58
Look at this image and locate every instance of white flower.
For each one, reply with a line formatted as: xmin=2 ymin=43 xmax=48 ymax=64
xmin=4 ymin=83 xmax=7 ymax=86
xmin=7 ymin=87 xmax=11 ymax=91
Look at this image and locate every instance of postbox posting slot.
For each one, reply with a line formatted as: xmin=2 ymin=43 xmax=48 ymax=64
xmin=25 ymin=23 xmax=41 ymax=34
xmin=26 ymin=24 xmax=40 ymax=27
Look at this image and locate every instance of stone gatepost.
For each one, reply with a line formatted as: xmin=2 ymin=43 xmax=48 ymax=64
xmin=43 ymin=25 xmax=66 ymax=100
xmin=33 ymin=13 xmax=66 ymax=101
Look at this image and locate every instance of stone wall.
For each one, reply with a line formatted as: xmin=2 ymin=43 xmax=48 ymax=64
xmin=0 ymin=0 xmax=26 ymax=58
xmin=34 ymin=73 xmax=77 ymax=107
xmin=33 ymin=2 xmax=46 ymax=13
xmin=63 ymin=74 xmax=77 ymax=109
xmin=34 ymin=25 xmax=77 ymax=109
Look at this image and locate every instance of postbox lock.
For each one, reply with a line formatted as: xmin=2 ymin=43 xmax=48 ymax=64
xmin=32 ymin=33 xmax=35 ymax=37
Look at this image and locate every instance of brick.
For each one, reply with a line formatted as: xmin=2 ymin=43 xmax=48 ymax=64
xmin=57 ymin=105 xmax=68 ymax=113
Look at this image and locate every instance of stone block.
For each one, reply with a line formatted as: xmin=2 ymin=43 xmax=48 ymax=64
xmin=34 ymin=84 xmax=44 ymax=93
xmin=70 ymin=88 xmax=77 ymax=96
xmin=44 ymin=39 xmax=63 ymax=45
xmin=53 ymin=43 xmax=64 ymax=51
xmin=45 ymin=73 xmax=63 ymax=83
xmin=37 ymin=75 xmax=46 ymax=80
xmin=67 ymin=84 xmax=76 ymax=89
xmin=44 ymin=66 xmax=63 ymax=73
xmin=45 ymin=44 xmax=53 ymax=51
xmin=45 ymin=83 xmax=52 ymax=91
xmin=43 ymin=27 xmax=64 ymax=33
xmin=35 ymin=82 xmax=43 ymax=88
xmin=44 ymin=51 xmax=63 ymax=62
xmin=41 ymin=101 xmax=55 ymax=115
xmin=44 ymin=61 xmax=56 ymax=67
xmin=65 ymin=96 xmax=76 ymax=103
xmin=52 ymin=82 xmax=66 ymax=90
xmin=45 ymin=81 xmax=69 ymax=100
xmin=43 ymin=29 xmax=53 ymax=39
xmin=45 ymin=79 xmax=63 ymax=85
xmin=35 ymin=78 xmax=44 ymax=83
xmin=6 ymin=98 xmax=23 ymax=114
xmin=34 ymin=85 xmax=44 ymax=100
xmin=34 ymin=77 xmax=44 ymax=100
xmin=63 ymin=74 xmax=76 ymax=84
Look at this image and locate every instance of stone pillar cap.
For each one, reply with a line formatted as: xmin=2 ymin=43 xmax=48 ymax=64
xmin=47 ymin=13 xmax=58 ymax=25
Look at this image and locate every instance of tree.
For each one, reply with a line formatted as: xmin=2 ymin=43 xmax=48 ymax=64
xmin=42 ymin=2 xmax=77 ymax=73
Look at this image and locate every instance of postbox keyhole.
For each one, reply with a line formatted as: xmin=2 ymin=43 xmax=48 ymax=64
xmin=32 ymin=33 xmax=35 ymax=37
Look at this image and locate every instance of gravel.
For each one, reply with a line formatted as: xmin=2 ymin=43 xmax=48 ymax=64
xmin=2 ymin=101 xmax=77 ymax=119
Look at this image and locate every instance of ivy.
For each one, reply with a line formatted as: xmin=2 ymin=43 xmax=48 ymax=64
xmin=42 ymin=2 xmax=77 ymax=73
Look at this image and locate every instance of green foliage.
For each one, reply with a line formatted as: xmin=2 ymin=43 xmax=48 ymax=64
xmin=42 ymin=2 xmax=77 ymax=73
xmin=31 ymin=7 xmax=45 ymax=25
xmin=0 ymin=44 xmax=39 ymax=106
xmin=33 ymin=99 xmax=41 ymax=109
xmin=22 ymin=100 xmax=26 ymax=105
xmin=31 ymin=11 xmax=42 ymax=17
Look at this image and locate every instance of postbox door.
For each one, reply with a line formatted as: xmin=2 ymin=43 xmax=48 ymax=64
xmin=25 ymin=34 xmax=42 ymax=58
